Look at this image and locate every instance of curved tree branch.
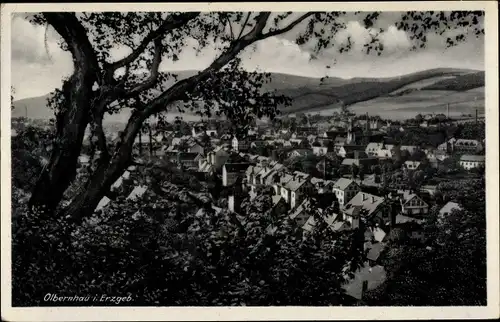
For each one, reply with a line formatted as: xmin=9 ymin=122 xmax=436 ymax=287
xmin=126 ymin=37 xmax=163 ymax=96
xmin=259 ymin=12 xmax=314 ymax=39
xmin=237 ymin=12 xmax=252 ymax=39
xmin=107 ymin=12 xmax=199 ymax=73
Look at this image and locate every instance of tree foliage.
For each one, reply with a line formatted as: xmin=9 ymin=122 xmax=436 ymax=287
xmin=365 ymin=179 xmax=486 ymax=305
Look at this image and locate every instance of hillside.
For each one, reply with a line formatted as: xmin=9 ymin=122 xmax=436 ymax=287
xmin=12 ymin=67 xmax=484 ymax=122
xmin=274 ymin=68 xmax=482 ymax=114
xmin=421 ymin=71 xmax=485 ymax=91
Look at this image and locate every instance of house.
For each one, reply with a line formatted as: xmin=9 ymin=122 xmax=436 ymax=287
xmin=426 ymin=149 xmax=450 ymax=163
xmin=173 ymin=136 xmax=205 ymax=154
xmin=204 ymin=146 xmax=231 ymax=171
xmin=400 ymin=145 xmax=419 ymax=154
xmin=453 ymin=139 xmax=483 ymax=153
xmin=369 ymin=119 xmax=385 ymax=130
xmin=110 ymin=170 xmax=131 ymax=192
xmin=341 ymin=192 xmax=387 ymax=229
xmin=95 ymin=196 xmax=111 ymax=212
xmin=283 ymin=174 xmax=314 ymax=209
xmin=342 ymin=151 xmax=378 ymax=169
xmin=126 ymin=185 xmax=148 ymax=201
xmin=332 ymin=178 xmax=360 ymax=208
xmin=232 ymin=136 xmax=251 ymax=152
xmin=222 ymin=163 xmax=250 ymax=186
xmin=322 ymin=129 xmax=345 ymax=140
xmin=365 ymin=142 xmax=384 ymax=157
xmin=271 ymin=195 xmax=288 ymax=217
xmin=289 ymin=199 xmax=314 ymax=227
xmin=198 ymin=159 xmax=215 ymax=175
xmin=312 ymin=145 xmax=329 ymax=156
xmin=287 ymin=148 xmax=314 ymax=158
xmin=311 ymin=178 xmax=334 ymax=194
xmin=337 ymin=145 xmax=366 ymax=158
xmin=404 ymin=160 xmax=422 ymax=170
xmin=459 ymin=154 xmax=485 ymax=170
xmin=399 ymin=191 xmax=429 ymax=216
xmin=177 ymin=152 xmax=203 ymax=169
xmin=438 ymin=138 xmax=456 ymax=152
xmin=294 ymin=126 xmax=317 ymax=137
xmin=377 ymin=146 xmax=393 ymax=159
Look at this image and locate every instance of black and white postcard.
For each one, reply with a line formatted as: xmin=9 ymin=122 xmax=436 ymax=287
xmin=1 ymin=1 xmax=498 ymax=321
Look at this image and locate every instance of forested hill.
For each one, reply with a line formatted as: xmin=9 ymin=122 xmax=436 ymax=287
xmin=12 ymin=68 xmax=483 ymax=120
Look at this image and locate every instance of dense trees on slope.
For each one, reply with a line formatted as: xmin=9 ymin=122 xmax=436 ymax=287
xmin=364 ymin=178 xmax=486 ymax=305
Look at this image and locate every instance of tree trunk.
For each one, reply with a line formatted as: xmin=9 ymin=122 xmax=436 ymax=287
xmin=63 ymin=110 xmax=146 ymax=222
xmin=28 ymin=12 xmax=276 ymax=221
xmin=29 ymin=13 xmax=99 ymax=213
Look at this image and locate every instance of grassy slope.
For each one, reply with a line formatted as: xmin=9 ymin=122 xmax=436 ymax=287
xmin=276 ymin=68 xmax=481 ymax=114
xmin=421 ymin=71 xmax=485 ymax=91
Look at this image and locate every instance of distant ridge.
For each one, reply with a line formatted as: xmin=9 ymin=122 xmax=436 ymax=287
xmin=12 ymin=67 xmax=484 ymax=121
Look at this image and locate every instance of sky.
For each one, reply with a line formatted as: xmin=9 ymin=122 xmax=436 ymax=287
xmin=11 ymin=12 xmax=485 ymax=100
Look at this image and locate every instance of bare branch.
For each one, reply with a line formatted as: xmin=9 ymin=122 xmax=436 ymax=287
xmin=223 ymin=14 xmax=235 ymax=40
xmin=258 ymin=12 xmax=314 ymax=39
xmin=126 ymin=37 xmax=163 ymax=96
xmin=107 ymin=12 xmax=199 ymax=72
xmin=237 ymin=12 xmax=252 ymax=39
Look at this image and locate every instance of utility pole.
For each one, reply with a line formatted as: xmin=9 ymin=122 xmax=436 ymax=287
xmin=446 ymin=103 xmax=449 ymax=119
xmin=475 ymin=108 xmax=478 ymax=124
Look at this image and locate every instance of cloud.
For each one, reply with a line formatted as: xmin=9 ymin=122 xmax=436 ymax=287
xmin=10 ymin=13 xmax=484 ymax=99
xmin=11 ymin=16 xmax=73 ymax=99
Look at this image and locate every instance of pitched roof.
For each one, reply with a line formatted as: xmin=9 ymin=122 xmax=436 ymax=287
xmin=127 ymin=185 xmax=148 ymax=201
xmin=366 ymin=242 xmax=386 ymax=262
xmin=365 ymin=227 xmax=387 ymax=242
xmin=455 ymin=139 xmax=481 ymax=145
xmin=404 ymin=160 xmax=421 ymax=166
xmin=342 ymin=158 xmax=358 ymax=166
xmin=459 ymin=154 xmax=485 ymax=162
xmin=95 ymin=196 xmax=111 ymax=212
xmin=400 ymin=191 xmax=428 ymax=207
xmin=333 ymin=178 xmax=355 ymax=191
xmin=177 ymin=152 xmax=202 ymax=161
xmin=285 ymin=177 xmax=309 ymax=191
xmin=396 ymin=214 xmax=425 ymax=225
xmin=366 ymin=142 xmax=383 ymax=151
xmin=343 ymin=192 xmax=385 ymax=218
xmin=199 ymin=160 xmax=215 ymax=173
xmin=224 ymin=163 xmax=251 ymax=173
xmin=290 ymin=199 xmax=311 ymax=220
xmin=272 ymin=195 xmax=283 ymax=205
xmin=439 ymin=201 xmax=462 ymax=215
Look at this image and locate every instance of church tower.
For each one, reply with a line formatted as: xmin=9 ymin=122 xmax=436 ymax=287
xmin=347 ymin=118 xmax=356 ymax=144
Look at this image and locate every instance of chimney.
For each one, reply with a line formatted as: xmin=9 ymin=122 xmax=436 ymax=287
xmin=371 ymin=196 xmax=375 ymax=203
xmin=362 ymin=193 xmax=367 ymax=201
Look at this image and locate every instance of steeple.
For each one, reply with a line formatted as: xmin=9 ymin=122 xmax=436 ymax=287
xmin=347 ymin=117 xmax=356 ymax=144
